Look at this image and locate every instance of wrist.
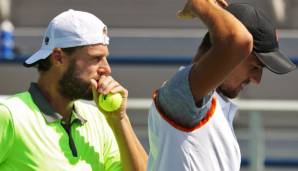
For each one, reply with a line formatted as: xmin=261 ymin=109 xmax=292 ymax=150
xmin=105 ymin=113 xmax=128 ymax=128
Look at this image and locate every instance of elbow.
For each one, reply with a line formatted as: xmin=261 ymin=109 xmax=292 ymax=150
xmin=234 ymin=31 xmax=253 ymax=56
xmin=224 ymin=31 xmax=253 ymax=57
xmin=211 ymin=30 xmax=253 ymax=62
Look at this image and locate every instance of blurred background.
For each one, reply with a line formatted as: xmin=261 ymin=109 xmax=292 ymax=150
xmin=0 ymin=0 xmax=298 ymax=170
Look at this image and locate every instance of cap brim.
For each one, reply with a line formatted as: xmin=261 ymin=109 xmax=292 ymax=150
xmin=23 ymin=49 xmax=52 ymax=67
xmin=255 ymin=50 xmax=296 ymax=74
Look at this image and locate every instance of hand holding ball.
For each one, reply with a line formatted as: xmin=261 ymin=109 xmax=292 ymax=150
xmin=98 ymin=93 xmax=122 ymax=112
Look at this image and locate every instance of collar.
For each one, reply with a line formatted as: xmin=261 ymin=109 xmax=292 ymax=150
xmin=215 ymin=91 xmax=238 ymax=125
xmin=28 ymin=82 xmax=87 ymax=124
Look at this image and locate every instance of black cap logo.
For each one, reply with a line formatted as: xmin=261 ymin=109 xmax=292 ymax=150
xmin=102 ymin=27 xmax=108 ymax=44
xmin=103 ymin=27 xmax=107 ymax=35
xmin=45 ymin=37 xmax=49 ymax=45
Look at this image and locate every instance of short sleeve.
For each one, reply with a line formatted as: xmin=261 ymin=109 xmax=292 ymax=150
xmin=147 ymin=104 xmax=193 ymax=171
xmin=0 ymin=104 xmax=14 ymax=163
xmin=157 ymin=65 xmax=214 ymax=129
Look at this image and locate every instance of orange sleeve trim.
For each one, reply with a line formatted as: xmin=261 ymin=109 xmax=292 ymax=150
xmin=153 ymin=90 xmax=216 ymax=132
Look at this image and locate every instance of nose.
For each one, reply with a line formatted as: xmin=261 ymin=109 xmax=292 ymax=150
xmin=249 ymin=69 xmax=263 ymax=85
xmin=98 ymin=57 xmax=111 ymax=75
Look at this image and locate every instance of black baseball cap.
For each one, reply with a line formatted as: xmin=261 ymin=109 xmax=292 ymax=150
xmin=226 ymin=3 xmax=296 ymax=74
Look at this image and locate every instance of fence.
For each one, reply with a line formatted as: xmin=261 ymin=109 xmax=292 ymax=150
xmin=1 ymin=95 xmax=298 ymax=170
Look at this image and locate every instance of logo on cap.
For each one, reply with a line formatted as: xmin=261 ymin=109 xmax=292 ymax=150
xmin=45 ymin=37 xmax=49 ymax=45
xmin=102 ymin=26 xmax=108 ymax=44
xmin=103 ymin=26 xmax=107 ymax=36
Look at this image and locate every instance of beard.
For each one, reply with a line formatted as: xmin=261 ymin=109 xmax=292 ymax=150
xmin=59 ymin=60 xmax=93 ymax=101
xmin=217 ymin=84 xmax=240 ymax=99
xmin=217 ymin=78 xmax=250 ymax=99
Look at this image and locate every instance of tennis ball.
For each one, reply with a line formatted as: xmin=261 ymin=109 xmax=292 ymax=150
xmin=98 ymin=93 xmax=122 ymax=112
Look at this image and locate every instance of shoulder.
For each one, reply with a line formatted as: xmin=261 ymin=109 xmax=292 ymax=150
xmin=0 ymin=92 xmax=32 ymax=107
xmin=149 ymin=90 xmax=218 ymax=132
xmin=0 ymin=104 xmax=12 ymax=124
xmin=75 ymin=100 xmax=98 ymax=112
xmin=0 ymin=104 xmax=15 ymax=162
xmin=74 ymin=100 xmax=107 ymax=123
xmin=0 ymin=92 xmax=30 ymax=117
xmin=0 ymin=103 xmax=15 ymax=141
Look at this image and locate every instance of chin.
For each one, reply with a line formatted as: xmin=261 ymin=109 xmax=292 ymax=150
xmin=79 ymin=89 xmax=94 ymax=100
xmin=224 ymin=92 xmax=239 ymax=99
xmin=217 ymin=86 xmax=240 ymax=99
xmin=81 ymin=94 xmax=93 ymax=101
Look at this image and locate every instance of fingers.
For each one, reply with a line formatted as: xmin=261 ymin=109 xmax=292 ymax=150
xmin=102 ymin=81 xmax=120 ymax=95
xmin=177 ymin=0 xmax=229 ymax=20
xmin=96 ymin=75 xmax=127 ymax=97
xmin=98 ymin=75 xmax=114 ymax=94
xmin=177 ymin=10 xmax=196 ymax=19
xmin=177 ymin=1 xmax=197 ymax=19
xmin=92 ymin=76 xmax=128 ymax=117
xmin=216 ymin=0 xmax=228 ymax=8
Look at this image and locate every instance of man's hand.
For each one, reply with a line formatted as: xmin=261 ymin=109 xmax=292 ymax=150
xmin=91 ymin=76 xmax=128 ymax=120
xmin=177 ymin=0 xmax=228 ymax=19
xmin=91 ymin=76 xmax=148 ymax=171
xmin=177 ymin=1 xmax=197 ymax=19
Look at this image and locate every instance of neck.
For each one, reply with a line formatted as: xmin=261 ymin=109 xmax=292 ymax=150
xmin=37 ymin=75 xmax=74 ymax=124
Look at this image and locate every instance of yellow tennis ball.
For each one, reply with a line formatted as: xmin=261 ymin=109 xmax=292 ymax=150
xmin=98 ymin=93 xmax=122 ymax=112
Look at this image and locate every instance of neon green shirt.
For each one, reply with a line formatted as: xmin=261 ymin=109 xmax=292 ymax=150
xmin=0 ymin=83 xmax=122 ymax=171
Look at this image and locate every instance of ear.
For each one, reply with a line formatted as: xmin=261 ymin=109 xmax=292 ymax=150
xmin=50 ymin=48 xmax=65 ymax=66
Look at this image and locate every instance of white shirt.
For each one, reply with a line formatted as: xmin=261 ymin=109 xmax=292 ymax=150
xmin=147 ymin=65 xmax=241 ymax=171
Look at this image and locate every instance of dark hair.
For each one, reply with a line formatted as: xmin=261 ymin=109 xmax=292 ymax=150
xmin=37 ymin=57 xmax=52 ymax=72
xmin=37 ymin=46 xmax=81 ymax=72
xmin=192 ymin=32 xmax=212 ymax=63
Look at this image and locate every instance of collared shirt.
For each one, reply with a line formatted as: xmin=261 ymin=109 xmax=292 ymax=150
xmin=215 ymin=91 xmax=238 ymax=131
xmin=28 ymin=83 xmax=86 ymax=156
xmin=0 ymin=83 xmax=122 ymax=171
xmin=28 ymin=83 xmax=87 ymax=125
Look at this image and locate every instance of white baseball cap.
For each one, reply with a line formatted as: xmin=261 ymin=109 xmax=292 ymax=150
xmin=24 ymin=9 xmax=109 ymax=67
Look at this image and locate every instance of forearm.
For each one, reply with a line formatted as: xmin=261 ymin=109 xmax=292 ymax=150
xmin=185 ymin=0 xmax=253 ymax=102
xmin=91 ymin=76 xmax=147 ymax=170
xmin=191 ymin=0 xmax=252 ymax=47
xmin=106 ymin=114 xmax=148 ymax=171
